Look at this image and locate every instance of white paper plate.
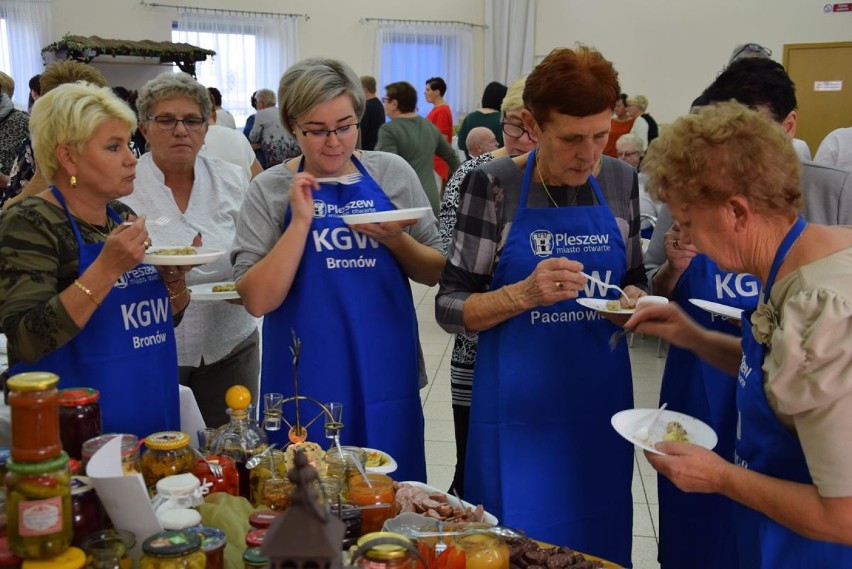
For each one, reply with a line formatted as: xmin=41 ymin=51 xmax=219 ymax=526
xmin=396 ymin=481 xmax=498 ymax=525
xmin=143 ymin=246 xmax=225 ymax=266
xmin=362 ymin=447 xmax=398 ymax=475
xmin=187 ymin=281 xmax=239 ymax=301
xmin=341 ymin=207 xmax=432 ymax=225
xmin=641 ymin=238 xmax=651 ymax=254
xmin=688 ymin=298 xmax=744 ymax=321
xmin=576 ymin=297 xmax=635 ymax=315
xmin=611 ymin=408 xmax=718 ymax=456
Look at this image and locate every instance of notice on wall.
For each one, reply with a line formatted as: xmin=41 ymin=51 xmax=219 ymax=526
xmin=824 ymin=3 xmax=852 ymax=12
xmin=814 ymin=81 xmax=843 ymax=92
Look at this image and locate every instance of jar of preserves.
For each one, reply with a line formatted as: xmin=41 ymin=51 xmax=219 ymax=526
xmin=81 ymin=434 xmax=141 ymax=476
xmin=140 ymin=530 xmax=206 ymax=569
xmin=260 ymin=478 xmax=292 ymax=512
xmin=188 ymin=526 xmax=226 ymax=569
xmin=151 ymin=474 xmax=207 ymax=514
xmin=451 ymin=533 xmax=509 ymax=569
xmin=19 ymin=545 xmax=85 ymax=569
xmin=244 ymin=528 xmax=266 ymax=548
xmin=69 ymin=476 xmax=102 ymax=548
xmin=6 ymin=373 xmax=61 ymax=463
xmin=141 ymin=433 xmax=193 ymax=494
xmin=248 ymin=450 xmax=286 ymax=508
xmin=247 ymin=510 xmax=280 ymax=530
xmin=324 ymin=446 xmax=366 ymax=499
xmin=158 ymin=509 xmax=202 ymax=531
xmin=80 ymin=529 xmax=135 ymax=569
xmin=241 ymin=547 xmax=268 ymax=569
xmin=4 ymin=452 xmax=72 ymax=559
xmin=58 ymin=388 xmax=101 ymax=461
xmin=354 ymin=532 xmax=418 ymax=569
xmin=347 ymin=474 xmax=396 ymax=535
xmin=192 ymin=455 xmax=238 ymax=497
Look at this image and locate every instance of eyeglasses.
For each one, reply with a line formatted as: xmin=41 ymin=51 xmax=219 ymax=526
xmin=146 ymin=116 xmax=207 ymax=131
xmin=501 ymin=121 xmax=534 ymax=140
xmin=381 ymin=97 xmax=391 ymax=104
xmin=296 ymin=122 xmax=360 ymax=140
xmin=617 ymin=150 xmax=642 ymax=158
xmin=730 ymin=43 xmax=772 ymax=62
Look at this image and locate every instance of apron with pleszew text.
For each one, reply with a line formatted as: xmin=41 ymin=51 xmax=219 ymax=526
xmin=734 ymin=216 xmax=852 ymax=568
xmin=261 ymin=156 xmax=426 ymax=481
xmin=657 ymin=255 xmax=758 ymax=568
xmin=465 ymin=151 xmax=633 ymax=567
xmin=11 ymin=187 xmax=180 ymax=438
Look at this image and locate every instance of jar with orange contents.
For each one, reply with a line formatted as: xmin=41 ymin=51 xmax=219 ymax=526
xmin=6 ymin=373 xmax=61 ymax=463
xmin=141 ymin=432 xmax=193 ymax=495
xmin=452 ymin=533 xmax=509 ymax=569
xmin=347 ymin=474 xmax=396 ymax=535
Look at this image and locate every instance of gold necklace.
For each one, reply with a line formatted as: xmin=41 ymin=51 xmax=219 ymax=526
xmin=535 ymin=155 xmax=559 ymax=207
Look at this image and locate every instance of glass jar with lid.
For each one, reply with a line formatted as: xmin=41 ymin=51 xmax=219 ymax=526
xmin=348 ymin=474 xmax=396 ymax=535
xmin=241 ymin=547 xmax=268 ymax=569
xmin=354 ymin=532 xmax=417 ymax=569
xmin=81 ymin=434 xmax=141 ymax=476
xmin=189 ymin=526 xmax=226 ymax=569
xmin=58 ymin=388 xmax=101 ymax=461
xmin=6 ymin=372 xmax=61 ymax=463
xmin=248 ymin=450 xmax=286 ymax=508
xmin=140 ymin=530 xmax=206 ymax=569
xmin=141 ymin=432 xmax=193 ymax=494
xmin=451 ymin=532 xmax=510 ymax=569
xmin=80 ymin=529 xmax=135 ymax=569
xmin=69 ymin=475 xmax=103 ymax=548
xmin=324 ymin=446 xmax=366 ymax=499
xmin=5 ymin=451 xmax=72 ymax=559
xmin=151 ymin=473 xmax=207 ymax=515
xmin=192 ymin=454 xmax=238 ymax=497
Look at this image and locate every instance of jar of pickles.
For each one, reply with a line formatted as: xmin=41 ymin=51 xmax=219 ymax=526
xmin=140 ymin=530 xmax=206 ymax=569
xmin=324 ymin=446 xmax=366 ymax=499
xmin=452 ymin=533 xmax=510 ymax=569
xmin=248 ymin=450 xmax=286 ymax=507
xmin=58 ymin=388 xmax=101 ymax=461
xmin=348 ymin=474 xmax=396 ymax=536
xmin=6 ymin=373 xmax=61 ymax=463
xmin=192 ymin=455 xmax=238 ymax=496
xmin=241 ymin=547 xmax=268 ymax=569
xmin=4 ymin=451 xmax=72 ymax=559
xmin=141 ymin=433 xmax=193 ymax=494
xmin=81 ymin=434 xmax=141 ymax=476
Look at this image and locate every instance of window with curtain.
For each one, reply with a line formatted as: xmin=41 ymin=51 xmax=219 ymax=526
xmin=0 ymin=0 xmax=52 ymax=108
xmin=374 ymin=25 xmax=475 ymax=118
xmin=172 ymin=11 xmax=299 ymax=128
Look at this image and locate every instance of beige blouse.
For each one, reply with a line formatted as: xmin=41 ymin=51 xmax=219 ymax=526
xmin=759 ymin=247 xmax=852 ymax=497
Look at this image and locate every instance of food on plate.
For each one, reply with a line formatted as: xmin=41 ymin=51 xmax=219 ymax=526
xmin=505 ymin=536 xmax=604 ymax=568
xmin=286 ymin=441 xmax=325 ymax=471
xmin=604 ymin=298 xmax=636 ymax=311
xmin=211 ymin=283 xmax=237 ymax=293
xmin=395 ymin=482 xmax=486 ymax=523
xmin=365 ymin=450 xmax=390 ymax=468
xmin=150 ymin=246 xmax=197 ymax=256
xmin=663 ymin=421 xmax=690 ymax=443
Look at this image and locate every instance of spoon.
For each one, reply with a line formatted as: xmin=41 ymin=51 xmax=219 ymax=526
xmin=245 ymin=443 xmax=278 ymax=469
xmin=634 ymin=402 xmax=668 ymax=442
xmin=581 ymin=271 xmax=631 ymax=302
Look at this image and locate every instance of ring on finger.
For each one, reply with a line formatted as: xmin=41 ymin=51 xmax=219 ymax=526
xmin=673 ymin=239 xmax=681 ymax=250
xmin=143 ymin=239 xmax=152 ymax=249
xmin=555 ymin=281 xmax=564 ymax=290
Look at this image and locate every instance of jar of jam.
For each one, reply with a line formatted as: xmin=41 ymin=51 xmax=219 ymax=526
xmin=192 ymin=455 xmax=238 ymax=496
xmin=6 ymin=373 xmax=60 ymax=463
xmin=452 ymin=533 xmax=509 ymax=569
xmin=19 ymin=545 xmax=85 ymax=569
xmin=58 ymin=388 xmax=101 ymax=461
xmin=348 ymin=474 xmax=396 ymax=535
xmin=354 ymin=532 xmax=416 ymax=569
xmin=141 ymin=433 xmax=193 ymax=494
xmin=69 ymin=476 xmax=102 ymax=548
xmin=244 ymin=528 xmax=266 ymax=548
xmin=247 ymin=510 xmax=280 ymax=530
xmin=81 ymin=434 xmax=141 ymax=476
xmin=248 ymin=450 xmax=286 ymax=507
xmin=241 ymin=547 xmax=268 ymax=569
xmin=158 ymin=509 xmax=202 ymax=531
xmin=80 ymin=529 xmax=135 ymax=569
xmin=140 ymin=530 xmax=206 ymax=569
xmin=188 ymin=526 xmax=226 ymax=569
xmin=5 ymin=451 xmax=72 ymax=559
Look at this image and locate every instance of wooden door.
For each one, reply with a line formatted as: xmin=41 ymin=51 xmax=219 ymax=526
xmin=784 ymin=42 xmax=852 ymax=156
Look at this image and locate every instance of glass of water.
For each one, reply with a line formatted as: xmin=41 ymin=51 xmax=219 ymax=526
xmin=324 ymin=402 xmax=344 ymax=439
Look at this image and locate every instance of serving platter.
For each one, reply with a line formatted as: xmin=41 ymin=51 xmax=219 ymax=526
xmin=611 ymin=408 xmax=718 ymax=456
xmin=398 ymin=481 xmax=498 ymax=525
xmin=143 ymin=246 xmax=224 ymax=266
xmin=341 ymin=207 xmax=432 ymax=225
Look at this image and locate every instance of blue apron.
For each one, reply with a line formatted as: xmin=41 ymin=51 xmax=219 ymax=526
xmin=657 ymin=255 xmax=758 ymax=568
xmin=11 ymin=187 xmax=180 ymax=438
xmin=734 ymin=216 xmax=852 ymax=568
xmin=261 ymin=156 xmax=426 ymax=482
xmin=465 ymin=151 xmax=633 ymax=567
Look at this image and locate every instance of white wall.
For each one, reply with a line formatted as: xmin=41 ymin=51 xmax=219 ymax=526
xmin=47 ymin=0 xmax=851 ymax=124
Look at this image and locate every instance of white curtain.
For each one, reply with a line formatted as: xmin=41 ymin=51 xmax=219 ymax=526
xmin=374 ymin=24 xmax=475 ymax=116
xmin=0 ymin=0 xmax=52 ymax=108
xmin=485 ymin=0 xmax=536 ymax=85
xmin=173 ymin=10 xmax=299 ymax=125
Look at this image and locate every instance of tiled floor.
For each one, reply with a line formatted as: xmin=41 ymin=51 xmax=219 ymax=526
xmin=412 ymin=281 xmax=666 ymax=569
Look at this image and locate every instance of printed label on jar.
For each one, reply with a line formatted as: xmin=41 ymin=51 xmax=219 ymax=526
xmin=18 ymin=496 xmax=63 ymax=536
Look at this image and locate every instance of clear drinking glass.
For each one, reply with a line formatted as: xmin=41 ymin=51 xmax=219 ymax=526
xmin=324 ymin=402 xmax=344 ymax=439
xmin=263 ymin=393 xmax=284 ymax=431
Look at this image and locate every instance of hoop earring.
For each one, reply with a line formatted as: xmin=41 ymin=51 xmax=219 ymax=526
xmin=70 ymin=176 xmax=77 ymax=189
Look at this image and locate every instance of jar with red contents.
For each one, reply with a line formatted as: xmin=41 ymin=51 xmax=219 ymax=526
xmin=70 ymin=476 xmax=103 ymax=548
xmin=247 ymin=510 xmax=280 ymax=530
xmin=58 ymin=388 xmax=101 ymax=461
xmin=6 ymin=373 xmax=61 ymax=463
xmin=244 ymin=528 xmax=266 ymax=549
xmin=192 ymin=455 xmax=238 ymax=496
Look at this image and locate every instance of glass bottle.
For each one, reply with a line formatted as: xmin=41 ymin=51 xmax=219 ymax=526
xmin=209 ymin=393 xmax=267 ymax=501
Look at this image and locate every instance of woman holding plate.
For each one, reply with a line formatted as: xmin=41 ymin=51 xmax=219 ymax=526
xmin=122 ymin=72 xmax=258 ymax=429
xmin=232 ymin=57 xmax=444 ymax=482
xmin=0 ymin=82 xmax=187 ymax=437
xmin=628 ymin=101 xmax=852 ymax=566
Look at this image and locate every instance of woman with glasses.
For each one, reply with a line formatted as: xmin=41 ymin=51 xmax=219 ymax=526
xmin=616 ymin=133 xmax=658 ymax=239
xmin=436 ymin=47 xmax=646 ymax=566
xmin=231 ymin=58 xmax=444 ymax=482
xmin=438 ymin=75 xmax=537 ymax=497
xmin=0 ymin=82 xmax=187 ymax=437
xmin=122 ymin=72 xmax=259 ymax=428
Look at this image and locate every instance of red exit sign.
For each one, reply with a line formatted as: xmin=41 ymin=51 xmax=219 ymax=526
xmin=826 ymin=3 xmax=852 ymax=12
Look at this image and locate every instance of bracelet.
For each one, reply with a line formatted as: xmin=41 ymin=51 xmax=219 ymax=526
xmin=169 ymin=286 xmax=190 ymax=302
xmin=73 ymin=279 xmax=101 ymax=307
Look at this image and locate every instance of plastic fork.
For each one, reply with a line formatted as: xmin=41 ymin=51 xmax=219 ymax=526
xmin=633 ymin=402 xmax=668 ymax=442
xmin=316 ymin=173 xmax=362 ymax=185
xmin=191 ymin=446 xmax=223 ymax=478
xmin=581 ymin=271 xmax=631 ymax=302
